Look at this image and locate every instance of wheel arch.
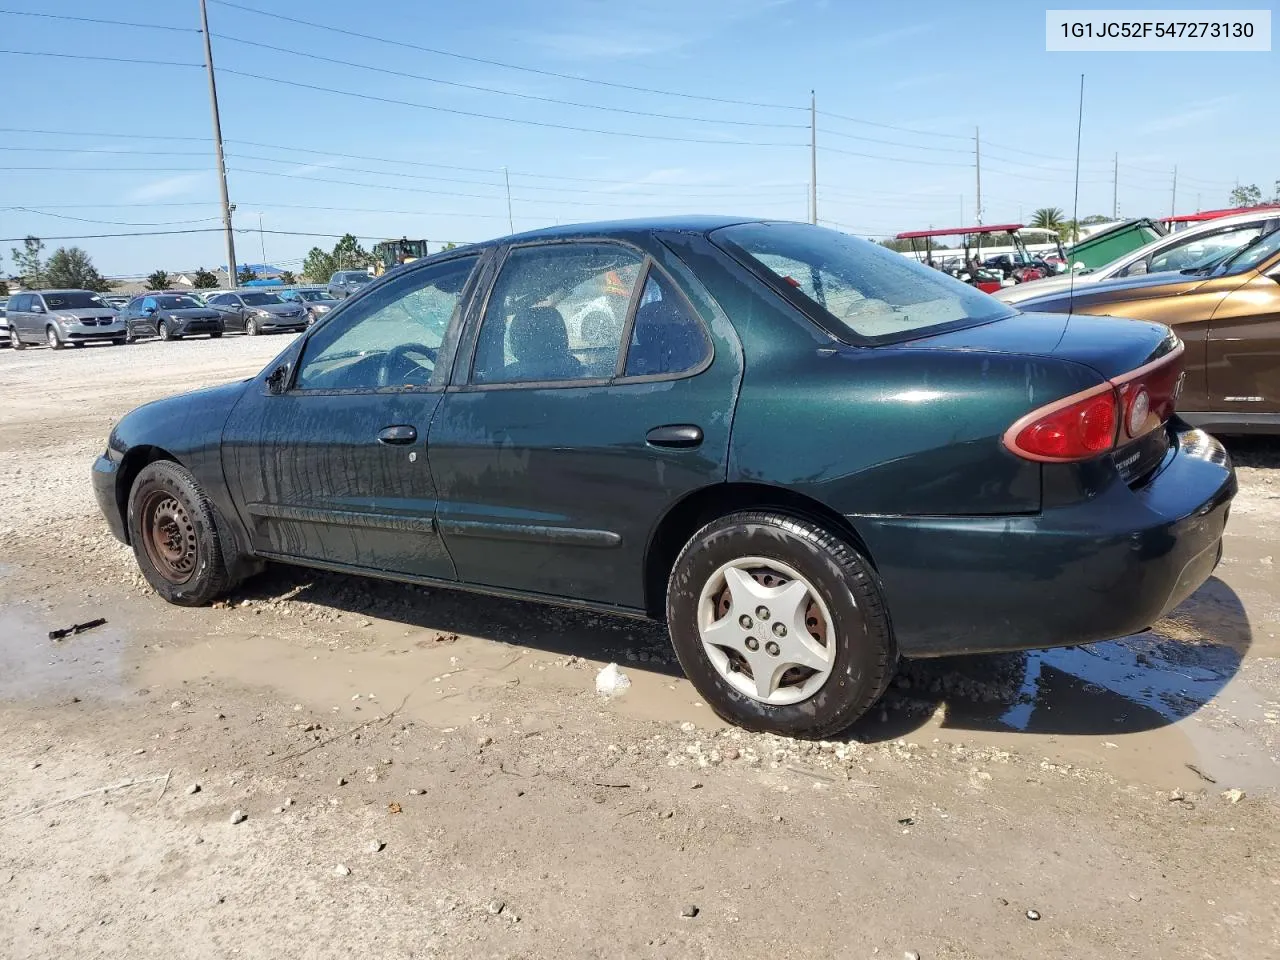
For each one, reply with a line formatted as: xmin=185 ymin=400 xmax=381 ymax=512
xmin=642 ymin=482 xmax=875 ymax=620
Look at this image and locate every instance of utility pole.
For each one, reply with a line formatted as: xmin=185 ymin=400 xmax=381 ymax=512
xmin=503 ymin=166 xmax=513 ymax=234
xmin=1171 ymin=166 xmax=1178 ymax=218
xmin=1070 ymin=74 xmax=1084 ymax=244
xmin=974 ymin=126 xmax=982 ymax=225
xmin=258 ymin=213 xmax=266 ymax=264
xmin=809 ymin=91 xmax=817 ymax=225
xmin=1112 ymin=152 xmax=1118 ymax=219
xmin=198 ymin=0 xmax=236 ymax=288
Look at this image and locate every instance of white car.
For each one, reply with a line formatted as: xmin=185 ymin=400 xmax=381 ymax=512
xmin=996 ymin=209 xmax=1280 ymax=305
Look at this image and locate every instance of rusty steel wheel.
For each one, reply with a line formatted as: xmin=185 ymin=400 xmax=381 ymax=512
xmin=126 ymin=460 xmax=233 ymax=606
xmin=139 ymin=490 xmax=198 ymax=584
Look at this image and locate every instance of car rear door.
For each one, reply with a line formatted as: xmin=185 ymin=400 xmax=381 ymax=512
xmin=426 ymin=238 xmax=742 ymax=611
xmin=8 ymin=295 xmax=29 ymax=337
xmin=222 ymin=254 xmax=484 ymax=579
xmin=1206 ymin=253 xmax=1280 ymax=415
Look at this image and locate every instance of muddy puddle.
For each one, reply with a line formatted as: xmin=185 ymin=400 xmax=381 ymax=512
xmin=0 ymin=607 xmax=130 ymax=701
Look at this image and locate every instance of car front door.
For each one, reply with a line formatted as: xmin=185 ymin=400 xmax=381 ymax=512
xmin=140 ymin=297 xmax=160 ymax=335
xmin=216 ymin=294 xmax=245 ymax=331
xmin=222 ymin=254 xmax=484 ymax=578
xmin=427 ymin=239 xmax=742 ymax=610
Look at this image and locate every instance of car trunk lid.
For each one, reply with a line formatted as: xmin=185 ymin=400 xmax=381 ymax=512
xmin=907 ymin=311 xmax=1183 ymax=487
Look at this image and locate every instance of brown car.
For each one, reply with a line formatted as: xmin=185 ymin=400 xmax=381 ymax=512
xmin=1016 ymin=227 xmax=1280 ymax=434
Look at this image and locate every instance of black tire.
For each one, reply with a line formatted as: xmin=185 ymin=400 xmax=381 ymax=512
xmin=666 ymin=511 xmax=895 ymax=738
xmin=126 ymin=460 xmax=232 ymax=606
xmin=158 ymin=321 xmax=172 ymax=342
xmin=10 ymin=327 xmax=25 ymax=350
xmin=245 ymin=317 xmax=259 ymax=336
xmin=113 ymin=337 xmax=128 ymax=346
xmin=46 ymin=325 xmax=64 ymax=350
xmin=210 ymin=331 xmax=222 ymax=338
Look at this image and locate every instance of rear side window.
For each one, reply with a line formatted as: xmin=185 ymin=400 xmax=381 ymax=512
xmin=472 ymin=243 xmax=644 ymax=384
xmin=11 ymin=295 xmax=29 ymax=311
xmin=713 ymin=222 xmax=1013 ymax=344
xmin=624 ymin=269 xmax=709 ymax=377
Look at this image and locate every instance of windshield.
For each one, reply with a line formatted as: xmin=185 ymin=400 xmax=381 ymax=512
xmin=241 ymin=292 xmax=284 ymax=305
xmin=44 ymin=292 xmax=109 ymax=310
xmin=714 ymin=222 xmax=1013 ymax=342
xmin=155 ymin=295 xmax=202 ymax=309
xmin=1215 ymin=227 xmax=1280 ymax=276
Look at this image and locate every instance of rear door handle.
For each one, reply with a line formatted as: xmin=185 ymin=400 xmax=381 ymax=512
xmin=646 ymin=424 xmax=703 ymax=448
xmin=377 ymin=425 xmax=418 ymax=445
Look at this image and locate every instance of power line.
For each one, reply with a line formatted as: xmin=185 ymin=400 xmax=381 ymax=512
xmin=818 ymin=145 xmax=972 ymax=167
xmin=0 ymin=8 xmax=196 ymax=32
xmin=0 ymin=49 xmax=201 ymax=68
xmin=817 ymin=109 xmax=970 ymax=141
xmin=8 ymin=207 xmax=222 ymax=226
xmin=218 ymin=68 xmax=805 ymax=147
xmin=0 ymin=127 xmax=209 ymax=142
xmin=209 ymin=0 xmax=804 ymax=113
xmin=210 ymin=32 xmax=806 ymax=130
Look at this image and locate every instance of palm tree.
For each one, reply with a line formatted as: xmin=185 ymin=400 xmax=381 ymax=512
xmin=1030 ymin=207 xmax=1065 ymax=231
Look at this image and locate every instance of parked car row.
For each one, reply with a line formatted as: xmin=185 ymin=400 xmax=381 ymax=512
xmin=3 ymin=286 xmax=340 ymax=349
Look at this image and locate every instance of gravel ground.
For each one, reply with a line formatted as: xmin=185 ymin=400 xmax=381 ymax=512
xmin=1 ymin=336 xmax=1278 ymax=959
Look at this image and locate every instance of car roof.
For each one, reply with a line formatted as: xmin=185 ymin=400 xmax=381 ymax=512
xmin=39 ymin=289 xmax=100 ymax=295
xmin=499 ymin=215 xmax=756 ymax=247
xmin=1103 ymin=209 xmax=1280 ymax=273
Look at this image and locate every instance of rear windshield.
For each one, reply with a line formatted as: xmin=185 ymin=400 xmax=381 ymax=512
xmin=241 ymin=292 xmax=283 ymax=305
xmin=295 ymin=289 xmax=328 ymax=301
xmin=44 ymin=292 xmax=109 ymax=310
xmin=341 ymin=272 xmax=370 ymax=282
xmin=713 ymin=222 xmax=1014 ymax=343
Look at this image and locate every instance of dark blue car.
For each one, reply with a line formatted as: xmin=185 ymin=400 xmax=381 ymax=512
xmin=91 ymin=218 xmax=1235 ymax=737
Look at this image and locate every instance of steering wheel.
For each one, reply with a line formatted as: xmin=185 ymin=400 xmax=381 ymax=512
xmin=376 ymin=343 xmax=437 ymax=388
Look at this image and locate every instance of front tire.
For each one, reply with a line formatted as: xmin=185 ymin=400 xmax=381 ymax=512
xmin=666 ymin=511 xmax=895 ymax=738
xmin=46 ymin=325 xmax=64 ymax=350
xmin=10 ymin=327 xmax=25 ymax=350
xmin=210 ymin=331 xmax=222 ymax=339
xmin=245 ymin=317 xmax=259 ymax=336
xmin=127 ymin=460 xmax=232 ymax=606
xmin=158 ymin=320 xmax=172 ymax=342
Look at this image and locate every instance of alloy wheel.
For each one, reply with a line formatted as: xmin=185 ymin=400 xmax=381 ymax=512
xmin=46 ymin=326 xmax=61 ymax=349
xmin=696 ymin=556 xmax=835 ymax=705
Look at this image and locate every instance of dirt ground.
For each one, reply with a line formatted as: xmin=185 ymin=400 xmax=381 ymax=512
xmin=1 ymin=335 xmax=1278 ymax=959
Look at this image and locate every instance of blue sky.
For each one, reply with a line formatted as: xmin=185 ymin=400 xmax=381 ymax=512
xmin=0 ymin=0 xmax=1275 ymax=277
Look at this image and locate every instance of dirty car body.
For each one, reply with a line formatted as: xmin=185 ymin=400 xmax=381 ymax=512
xmin=93 ymin=217 xmax=1236 ymax=736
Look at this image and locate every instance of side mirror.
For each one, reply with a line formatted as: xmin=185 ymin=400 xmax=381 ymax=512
xmin=1072 ymin=262 xmax=1086 ymax=272
xmin=31 ymin=302 xmax=45 ymax=314
xmin=266 ymin=364 xmax=290 ymax=395
xmin=143 ymin=306 xmax=157 ymax=315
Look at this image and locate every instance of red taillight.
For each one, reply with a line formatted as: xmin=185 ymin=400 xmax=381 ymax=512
xmin=1007 ymin=387 xmax=1118 ymax=461
xmin=1003 ymin=343 xmax=1185 ymax=463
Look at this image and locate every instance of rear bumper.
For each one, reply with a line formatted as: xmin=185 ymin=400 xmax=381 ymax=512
xmin=92 ymin=454 xmax=128 ymax=543
xmin=854 ymin=424 xmax=1236 ymax=657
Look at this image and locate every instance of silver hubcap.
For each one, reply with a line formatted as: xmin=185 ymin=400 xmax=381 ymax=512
xmin=697 ymin=557 xmax=836 ymax=705
xmin=46 ymin=327 xmax=57 ymax=347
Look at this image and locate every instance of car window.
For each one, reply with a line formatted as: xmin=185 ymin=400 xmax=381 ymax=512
xmin=143 ymin=297 xmax=157 ymax=311
xmin=624 ymin=269 xmax=709 ymax=377
xmin=1132 ymin=225 xmax=1267 ymax=275
xmin=713 ymin=222 xmax=1013 ymax=343
xmin=295 ymin=256 xmax=477 ymax=392
xmin=472 ymin=243 xmax=644 ymax=385
xmin=1216 ymin=227 xmax=1280 ymax=275
xmin=44 ymin=292 xmax=109 ymax=310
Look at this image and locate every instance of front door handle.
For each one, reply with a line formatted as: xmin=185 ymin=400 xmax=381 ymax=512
xmin=377 ymin=425 xmax=418 ymax=445
xmin=646 ymin=424 xmax=703 ymax=449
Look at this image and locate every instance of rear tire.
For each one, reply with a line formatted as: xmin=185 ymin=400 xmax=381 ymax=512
xmin=666 ymin=511 xmax=895 ymax=738
xmin=127 ymin=460 xmax=232 ymax=606
xmin=210 ymin=331 xmax=222 ymax=339
xmin=113 ymin=338 xmax=127 ymax=346
xmin=46 ymin=326 xmax=64 ymax=350
xmin=10 ymin=327 xmax=25 ymax=350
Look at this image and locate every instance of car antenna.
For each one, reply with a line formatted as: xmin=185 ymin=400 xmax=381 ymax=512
xmin=1069 ymin=73 xmax=1084 ymax=307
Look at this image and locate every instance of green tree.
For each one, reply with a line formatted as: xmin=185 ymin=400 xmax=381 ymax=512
xmin=237 ymin=266 xmax=258 ymax=284
xmin=146 ymin=269 xmax=169 ymax=290
xmin=191 ymin=267 xmax=219 ymax=288
xmin=1030 ymin=208 xmax=1065 ymax=232
xmin=1080 ymin=214 xmax=1112 ymax=225
xmin=1229 ymin=183 xmax=1263 ymax=207
xmin=302 ymin=246 xmax=335 ymax=283
xmin=44 ymin=247 xmax=110 ymax=291
xmin=440 ymin=241 xmax=459 ymax=252
xmin=331 ymin=233 xmax=373 ymax=270
xmin=10 ymin=236 xmax=45 ymax=288
xmin=279 ymin=269 xmax=297 ymax=285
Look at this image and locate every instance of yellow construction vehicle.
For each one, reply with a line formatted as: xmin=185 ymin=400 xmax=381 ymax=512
xmin=372 ymin=237 xmax=430 ymax=276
